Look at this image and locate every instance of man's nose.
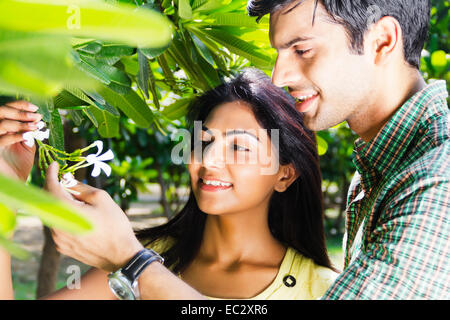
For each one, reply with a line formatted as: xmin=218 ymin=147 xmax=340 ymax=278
xmin=271 ymin=52 xmax=302 ymax=88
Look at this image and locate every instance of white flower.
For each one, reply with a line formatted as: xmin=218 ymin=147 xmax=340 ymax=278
xmin=22 ymin=121 xmax=49 ymax=147
xmin=85 ymin=140 xmax=114 ymax=177
xmin=59 ymin=172 xmax=80 ymax=196
xmin=60 ymin=172 xmax=77 ymax=188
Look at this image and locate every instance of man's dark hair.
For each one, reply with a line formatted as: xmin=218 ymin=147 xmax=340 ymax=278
xmin=247 ymin=0 xmax=431 ymax=69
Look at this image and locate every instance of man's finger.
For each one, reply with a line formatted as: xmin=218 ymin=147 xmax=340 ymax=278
xmin=3 ymin=100 xmax=39 ymax=112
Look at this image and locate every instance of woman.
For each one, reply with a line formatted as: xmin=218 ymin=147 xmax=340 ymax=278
xmin=1 ymin=68 xmax=337 ymax=299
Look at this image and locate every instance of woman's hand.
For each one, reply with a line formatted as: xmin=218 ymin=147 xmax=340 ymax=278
xmin=0 ymin=100 xmax=42 ymax=181
xmin=44 ymin=162 xmax=144 ymax=273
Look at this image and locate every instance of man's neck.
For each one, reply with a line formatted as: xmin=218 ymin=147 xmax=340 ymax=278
xmin=349 ymin=70 xmax=426 ymax=143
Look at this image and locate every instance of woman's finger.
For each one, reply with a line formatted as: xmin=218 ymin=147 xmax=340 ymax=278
xmin=0 ymin=105 xmax=42 ymax=123
xmin=65 ymin=179 xmax=111 ymax=207
xmin=0 ymin=133 xmax=25 ymax=147
xmin=44 ymin=162 xmax=78 ymax=203
xmin=3 ymin=101 xmax=39 ymax=112
xmin=0 ymin=119 xmax=38 ymax=135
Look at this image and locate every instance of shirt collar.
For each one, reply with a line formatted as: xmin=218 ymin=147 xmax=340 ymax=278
xmin=352 ymin=80 xmax=448 ymax=192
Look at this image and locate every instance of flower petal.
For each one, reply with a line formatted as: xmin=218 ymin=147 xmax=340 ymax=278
xmin=36 ymin=121 xmax=45 ymax=130
xmin=85 ymin=154 xmax=97 ymax=165
xmin=22 ymin=132 xmax=35 ymax=147
xmin=34 ymin=129 xmax=49 ymax=141
xmin=96 ymin=162 xmax=112 ymax=177
xmin=92 ymin=140 xmax=103 ymax=156
xmin=96 ymin=149 xmax=114 ymax=162
xmin=90 ymin=164 xmax=101 ymax=177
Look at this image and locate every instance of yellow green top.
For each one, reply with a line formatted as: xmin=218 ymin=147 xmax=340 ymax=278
xmin=147 ymin=238 xmax=338 ymax=300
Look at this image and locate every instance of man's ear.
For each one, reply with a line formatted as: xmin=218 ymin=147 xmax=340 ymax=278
xmin=368 ymin=16 xmax=402 ymax=65
xmin=274 ymin=164 xmax=299 ymax=193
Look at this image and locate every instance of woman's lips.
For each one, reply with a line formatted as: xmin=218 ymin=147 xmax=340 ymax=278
xmin=295 ymin=94 xmax=319 ymax=113
xmin=199 ymin=179 xmax=233 ymax=192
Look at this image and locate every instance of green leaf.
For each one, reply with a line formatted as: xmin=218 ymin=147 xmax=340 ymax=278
xmin=317 ymin=134 xmax=329 ymax=156
xmin=431 ymin=50 xmax=448 ymax=72
xmin=96 ymin=44 xmax=134 ymax=58
xmin=77 ymin=41 xmax=103 ymax=55
xmin=140 ymin=45 xmax=170 ymax=59
xmin=78 ymin=54 xmax=131 ymax=94
xmin=91 ymin=100 xmax=121 ymax=117
xmin=0 ymin=0 xmax=173 ymax=48
xmin=97 ymin=85 xmax=154 ymax=128
xmin=0 ymin=173 xmax=93 ymax=235
xmin=88 ymin=105 xmax=120 ymax=138
xmin=191 ymin=33 xmax=215 ymax=66
xmin=83 ymin=107 xmax=98 ymax=127
xmin=0 ymin=30 xmax=98 ymax=98
xmin=200 ymin=12 xmax=261 ymax=28
xmin=0 ymin=203 xmax=16 ymax=237
xmin=120 ymin=56 xmax=139 ymax=76
xmin=31 ymin=97 xmax=52 ymax=122
xmin=198 ymin=28 xmax=273 ymax=69
xmin=68 ymin=109 xmax=84 ymax=126
xmin=83 ymin=89 xmax=105 ymax=105
xmin=137 ymin=50 xmax=150 ymax=99
xmin=53 ymin=90 xmax=86 ymax=109
xmin=0 ymin=235 xmax=30 ymax=260
xmin=178 ymin=0 xmax=193 ymax=20
xmin=162 ymin=97 xmax=193 ymax=120
xmin=148 ymin=62 xmax=161 ymax=110
xmin=48 ymin=107 xmax=66 ymax=164
xmin=194 ymin=0 xmax=231 ymax=13
xmin=77 ymin=54 xmax=111 ymax=85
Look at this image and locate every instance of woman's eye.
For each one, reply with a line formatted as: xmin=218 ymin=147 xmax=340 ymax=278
xmin=201 ymin=140 xmax=211 ymax=148
xmin=233 ymin=144 xmax=249 ymax=152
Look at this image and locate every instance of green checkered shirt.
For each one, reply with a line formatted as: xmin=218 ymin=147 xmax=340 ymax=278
xmin=323 ymin=80 xmax=449 ymax=299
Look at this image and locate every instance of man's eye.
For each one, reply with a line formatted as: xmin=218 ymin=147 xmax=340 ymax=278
xmin=295 ymin=49 xmax=311 ymax=56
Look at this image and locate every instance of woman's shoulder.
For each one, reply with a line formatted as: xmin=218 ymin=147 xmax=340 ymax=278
xmin=282 ymin=247 xmax=339 ymax=299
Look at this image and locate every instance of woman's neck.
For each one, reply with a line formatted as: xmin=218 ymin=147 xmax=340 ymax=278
xmin=197 ymin=206 xmax=286 ymax=267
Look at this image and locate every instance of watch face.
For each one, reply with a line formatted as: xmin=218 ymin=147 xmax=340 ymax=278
xmin=108 ymin=276 xmax=135 ymax=300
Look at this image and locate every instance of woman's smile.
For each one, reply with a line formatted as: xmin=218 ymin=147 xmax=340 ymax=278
xmin=199 ymin=178 xmax=233 ymax=192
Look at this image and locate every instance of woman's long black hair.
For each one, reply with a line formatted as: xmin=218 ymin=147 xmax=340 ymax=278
xmin=136 ymin=68 xmax=335 ymax=274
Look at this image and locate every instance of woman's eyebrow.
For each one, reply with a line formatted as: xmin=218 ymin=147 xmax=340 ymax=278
xmin=226 ymin=129 xmax=260 ymax=142
xmin=202 ymin=126 xmax=259 ymax=142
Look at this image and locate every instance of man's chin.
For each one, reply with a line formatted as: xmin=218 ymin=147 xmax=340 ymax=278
xmin=303 ymin=114 xmax=341 ymax=132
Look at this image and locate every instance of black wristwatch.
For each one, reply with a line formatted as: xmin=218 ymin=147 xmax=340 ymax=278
xmin=107 ymin=248 xmax=164 ymax=300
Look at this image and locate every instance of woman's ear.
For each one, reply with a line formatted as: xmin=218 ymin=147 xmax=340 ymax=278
xmin=274 ymin=164 xmax=299 ymax=192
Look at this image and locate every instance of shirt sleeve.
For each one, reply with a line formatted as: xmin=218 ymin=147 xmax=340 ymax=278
xmin=322 ymin=175 xmax=450 ymax=299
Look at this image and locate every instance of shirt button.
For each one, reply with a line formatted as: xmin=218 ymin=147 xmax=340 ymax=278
xmin=283 ymin=275 xmax=296 ymax=287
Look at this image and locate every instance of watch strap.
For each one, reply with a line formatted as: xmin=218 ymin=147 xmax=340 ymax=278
xmin=121 ymin=249 xmax=164 ymax=283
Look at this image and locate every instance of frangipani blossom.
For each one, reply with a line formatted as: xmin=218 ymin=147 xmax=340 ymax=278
xmin=86 ymin=140 xmax=114 ymax=177
xmin=59 ymin=172 xmax=80 ymax=195
xmin=22 ymin=121 xmax=49 ymax=147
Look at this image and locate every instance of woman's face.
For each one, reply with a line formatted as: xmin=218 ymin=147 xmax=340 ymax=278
xmin=188 ymin=100 xmax=289 ymax=216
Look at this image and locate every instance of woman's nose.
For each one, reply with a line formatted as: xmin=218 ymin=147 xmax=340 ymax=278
xmin=202 ymin=140 xmax=226 ymax=169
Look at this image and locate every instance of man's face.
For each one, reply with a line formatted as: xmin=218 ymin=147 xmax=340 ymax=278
xmin=269 ymin=0 xmax=376 ymax=131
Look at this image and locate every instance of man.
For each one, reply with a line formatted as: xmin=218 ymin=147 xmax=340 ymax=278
xmin=247 ymin=0 xmax=449 ymax=299
xmin=0 ymin=0 xmax=448 ymax=299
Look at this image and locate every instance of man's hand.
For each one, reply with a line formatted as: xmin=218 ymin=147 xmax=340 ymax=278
xmin=45 ymin=162 xmax=144 ymax=272
xmin=0 ymin=100 xmax=42 ymax=181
